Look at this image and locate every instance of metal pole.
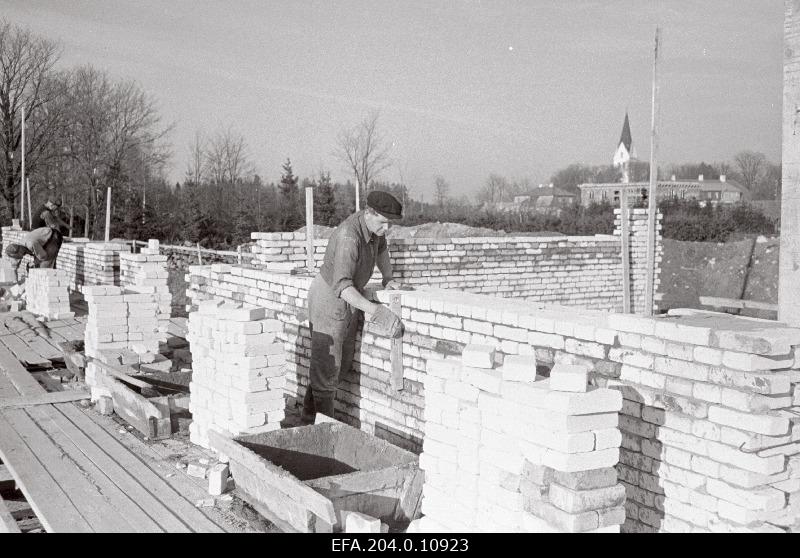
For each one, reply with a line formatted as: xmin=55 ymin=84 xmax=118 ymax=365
xmin=104 ymin=186 xmax=111 ymax=242
xmin=305 ymin=185 xmax=315 ymax=271
xmin=644 ymin=27 xmax=661 ymax=317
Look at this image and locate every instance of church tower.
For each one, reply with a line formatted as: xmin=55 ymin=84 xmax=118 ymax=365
xmin=612 ymin=112 xmax=636 ymax=183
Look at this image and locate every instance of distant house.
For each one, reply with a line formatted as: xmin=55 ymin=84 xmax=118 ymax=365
xmin=484 ymin=185 xmax=577 ymax=215
xmin=577 ymin=174 xmax=751 ymax=207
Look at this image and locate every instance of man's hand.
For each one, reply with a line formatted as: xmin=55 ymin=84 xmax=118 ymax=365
xmin=384 ymin=279 xmax=402 ymax=290
xmin=368 ymin=304 xmax=404 ymax=338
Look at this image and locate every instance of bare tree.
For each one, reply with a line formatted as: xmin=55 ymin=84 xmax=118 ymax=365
xmin=335 ymin=110 xmax=392 ymax=209
xmin=434 ymin=175 xmax=450 ymax=208
xmin=0 ymin=20 xmax=65 ymax=218
xmin=477 ymin=173 xmax=509 ymax=204
xmin=185 ymin=129 xmax=206 ymax=185
xmin=205 ymin=127 xmax=254 ymax=185
xmin=734 ymin=150 xmax=767 ymax=192
xmin=59 ymin=65 xmax=172 ymax=237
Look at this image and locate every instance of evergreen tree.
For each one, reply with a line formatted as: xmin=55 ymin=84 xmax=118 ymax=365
xmin=314 ymin=171 xmax=337 ymax=226
xmin=278 ymin=159 xmax=301 ymax=230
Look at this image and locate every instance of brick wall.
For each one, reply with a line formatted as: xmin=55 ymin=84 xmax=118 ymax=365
xmin=248 ymin=209 xmax=661 ymax=312
xmin=188 ymin=266 xmax=800 ymax=533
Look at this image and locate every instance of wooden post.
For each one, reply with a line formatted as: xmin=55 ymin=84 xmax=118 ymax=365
xmin=237 ymin=245 xmax=242 ymax=265
xmin=644 ymin=27 xmax=661 ymax=317
xmin=20 ymin=106 xmax=25 ymax=225
xmin=69 ymin=206 xmax=74 ymax=237
xmin=620 ymin=188 xmax=631 ymax=313
xmin=197 ymin=243 xmax=203 ymax=265
xmin=104 ymin=186 xmax=112 ymax=242
xmin=355 ymin=178 xmax=360 ymax=212
xmin=26 ymin=178 xmax=31 ymax=227
xmin=780 ymin=1 xmax=800 ymax=325
xmin=305 ymin=185 xmax=314 ymax=271
xmin=84 ymin=205 xmax=90 ymax=238
xmin=390 ymin=293 xmax=404 ymax=391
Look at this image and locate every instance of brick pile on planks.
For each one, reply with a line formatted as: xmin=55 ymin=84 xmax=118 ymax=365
xmin=186 ymin=294 xmax=287 ymax=449
xmin=83 ymin=285 xmax=170 ymax=402
xmin=119 ymin=239 xmax=173 ymax=338
xmin=24 ymin=268 xmax=74 ymax=319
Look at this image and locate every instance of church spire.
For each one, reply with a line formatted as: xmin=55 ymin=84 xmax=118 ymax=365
xmin=619 ymin=112 xmax=633 ymax=152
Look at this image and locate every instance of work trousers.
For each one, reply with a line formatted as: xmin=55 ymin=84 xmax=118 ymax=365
xmin=301 ymin=275 xmax=362 ymax=424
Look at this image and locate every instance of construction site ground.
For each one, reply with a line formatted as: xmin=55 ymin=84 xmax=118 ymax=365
xmin=0 ymin=304 xmax=280 ymax=533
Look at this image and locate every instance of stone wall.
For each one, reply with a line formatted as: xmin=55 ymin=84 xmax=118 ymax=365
xmin=188 ymin=266 xmax=800 ymax=532
xmin=248 ymin=210 xmax=661 ymax=312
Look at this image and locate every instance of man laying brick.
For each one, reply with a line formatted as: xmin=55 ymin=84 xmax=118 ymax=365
xmin=4 ymin=225 xmax=64 ymax=276
xmin=301 ymin=190 xmax=405 ymax=424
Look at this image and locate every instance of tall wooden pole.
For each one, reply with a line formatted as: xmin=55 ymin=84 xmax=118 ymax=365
xmin=780 ymin=1 xmax=800 ymax=325
xmin=20 ymin=106 xmax=25 ymax=225
xmin=620 ymin=188 xmax=631 ymax=313
xmin=644 ymin=27 xmax=661 ymax=317
xmin=355 ymin=177 xmax=360 ymax=212
xmin=305 ymin=185 xmax=315 ymax=271
xmin=26 ymin=178 xmax=31 ymax=227
xmin=104 ymin=186 xmax=111 ymax=242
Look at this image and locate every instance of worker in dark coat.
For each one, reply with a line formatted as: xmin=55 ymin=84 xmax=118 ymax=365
xmin=301 ymin=191 xmax=404 ymax=424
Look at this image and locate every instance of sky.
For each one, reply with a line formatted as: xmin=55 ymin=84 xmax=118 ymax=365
xmin=0 ymin=0 xmax=785 ymax=199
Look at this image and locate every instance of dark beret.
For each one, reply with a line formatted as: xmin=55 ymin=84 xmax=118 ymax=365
xmin=366 ymin=190 xmax=402 ymax=220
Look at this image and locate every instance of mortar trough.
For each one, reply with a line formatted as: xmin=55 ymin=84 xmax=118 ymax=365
xmin=208 ymin=422 xmax=423 ymax=533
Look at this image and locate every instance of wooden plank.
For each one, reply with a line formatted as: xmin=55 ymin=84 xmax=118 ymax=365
xmin=104 ymin=376 xmax=171 ymax=439
xmin=29 ymin=405 xmax=164 ymax=533
xmin=84 ymin=408 xmax=237 ymax=532
xmin=0 ymin=335 xmax=51 ymax=368
xmin=43 ymin=405 xmax=188 ymax=533
xmin=0 ymin=389 xmax=90 ymax=410
xmin=0 ymin=494 xmax=21 ymax=533
xmin=0 ymin=341 xmax=45 ymax=397
xmin=390 ymin=293 xmax=404 ymax=391
xmin=55 ymin=403 xmax=224 ymax=533
xmin=0 ymin=411 xmax=93 ymax=532
xmin=4 ymin=408 xmax=135 ymax=532
xmin=93 ymin=359 xmax=153 ymax=389
xmin=208 ymin=429 xmax=336 ymax=526
xmin=643 ymin=27 xmax=661 ymax=317
xmin=699 ymin=296 xmax=778 ymax=312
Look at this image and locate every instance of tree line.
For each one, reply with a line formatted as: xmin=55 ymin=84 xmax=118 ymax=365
xmin=0 ymin=20 xmax=782 ymax=250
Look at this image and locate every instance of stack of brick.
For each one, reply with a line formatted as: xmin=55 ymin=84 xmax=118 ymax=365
xmin=57 ymin=241 xmax=127 ymax=291
xmin=186 ymin=300 xmax=287 ymax=449
xmin=606 ymin=311 xmax=800 ymax=533
xmin=120 ymin=240 xmax=172 ymax=334
xmin=24 ymin=268 xmax=73 ymax=319
xmin=414 ymin=347 xmax=625 ymax=532
xmin=250 ymin=231 xmax=327 ymax=269
xmin=613 ymin=208 xmax=663 ymax=314
xmin=83 ymin=285 xmax=163 ymax=401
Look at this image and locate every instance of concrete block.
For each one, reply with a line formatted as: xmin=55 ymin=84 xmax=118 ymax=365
xmin=549 ymin=363 xmax=589 ymax=392
xmin=548 ymin=483 xmax=626 ymax=514
xmin=208 ymin=463 xmax=229 ymax=496
xmin=96 ymin=396 xmax=114 ymax=416
xmin=708 ymin=406 xmax=791 ymax=436
xmin=343 ymin=511 xmax=382 ymax=533
xmin=501 ymin=354 xmax=537 ymax=382
xmin=462 ymin=344 xmax=495 ymax=368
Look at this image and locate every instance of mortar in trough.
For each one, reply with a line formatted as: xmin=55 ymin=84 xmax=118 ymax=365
xmin=210 ymin=422 xmax=423 ymax=533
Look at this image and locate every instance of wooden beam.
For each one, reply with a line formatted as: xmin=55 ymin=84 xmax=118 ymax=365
xmin=620 ymin=188 xmax=631 ymax=313
xmin=0 ymin=341 xmax=46 ymax=397
xmin=0 ymin=464 xmax=15 ymax=492
xmin=0 ymin=495 xmax=21 ymax=533
xmin=0 ymin=390 xmax=90 ymax=409
xmin=699 ymin=296 xmax=778 ymax=312
xmin=390 ymin=293 xmax=404 ymax=390
xmin=305 ymin=185 xmax=315 ymax=272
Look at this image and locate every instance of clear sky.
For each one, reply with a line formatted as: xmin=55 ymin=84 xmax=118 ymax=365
xmin=1 ymin=0 xmax=784 ymax=198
